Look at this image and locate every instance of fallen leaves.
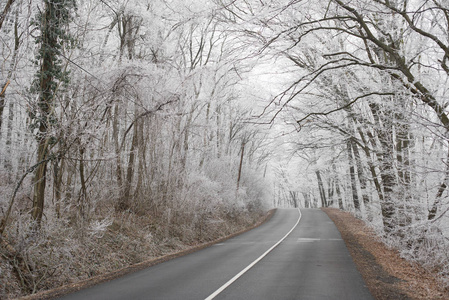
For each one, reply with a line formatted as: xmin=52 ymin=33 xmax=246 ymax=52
xmin=323 ymin=208 xmax=449 ymax=300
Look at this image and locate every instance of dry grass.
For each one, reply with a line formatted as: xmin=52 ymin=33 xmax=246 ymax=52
xmin=0 ymin=209 xmax=273 ymax=300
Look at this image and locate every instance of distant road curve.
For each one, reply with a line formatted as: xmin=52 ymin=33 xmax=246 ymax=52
xmin=58 ymin=208 xmax=373 ymax=300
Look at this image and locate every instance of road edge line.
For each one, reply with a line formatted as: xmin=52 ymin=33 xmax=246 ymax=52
xmin=204 ymin=208 xmax=302 ymax=300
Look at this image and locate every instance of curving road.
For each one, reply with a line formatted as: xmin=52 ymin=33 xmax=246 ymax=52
xmin=58 ymin=208 xmax=373 ymax=300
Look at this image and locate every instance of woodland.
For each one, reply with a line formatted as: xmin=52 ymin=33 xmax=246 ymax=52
xmin=1 ymin=0 xmax=449 ymax=298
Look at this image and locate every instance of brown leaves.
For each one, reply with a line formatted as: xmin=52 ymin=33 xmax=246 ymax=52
xmin=323 ymin=207 xmax=449 ymax=300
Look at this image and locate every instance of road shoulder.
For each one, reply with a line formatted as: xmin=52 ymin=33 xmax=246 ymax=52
xmin=323 ymin=207 xmax=448 ymax=300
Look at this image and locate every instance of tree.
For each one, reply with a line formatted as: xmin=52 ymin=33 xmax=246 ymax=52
xmin=0 ymin=1 xmax=275 ymax=296
xmin=217 ymin=0 xmax=449 ymax=232
xmin=30 ymin=0 xmax=76 ymax=225
xmin=0 ymin=0 xmax=16 ymax=31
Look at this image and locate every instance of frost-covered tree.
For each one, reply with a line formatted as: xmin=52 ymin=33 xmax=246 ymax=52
xmin=213 ymin=0 xmax=449 ymax=282
xmin=29 ymin=0 xmax=76 ymax=225
xmin=0 ymin=0 xmax=273 ymax=297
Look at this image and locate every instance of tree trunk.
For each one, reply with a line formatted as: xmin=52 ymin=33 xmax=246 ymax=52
xmin=112 ymin=103 xmax=124 ymax=210
xmin=199 ymin=102 xmax=211 ymax=168
xmin=378 ymin=139 xmax=396 ymax=231
xmin=315 ymin=170 xmax=327 ymax=207
xmin=134 ymin=118 xmax=146 ymax=202
xmin=429 ymin=147 xmax=449 ymax=220
xmin=31 ymin=1 xmax=57 ymax=225
xmin=327 ymin=178 xmax=334 ymax=207
xmin=357 ymin=127 xmax=384 ymax=203
xmin=3 ymin=9 xmax=20 ymax=171
xmin=302 ymin=192 xmax=310 ymax=208
xmin=0 ymin=81 xmax=9 ymax=133
xmin=368 ymin=102 xmax=396 ymax=232
xmin=216 ymin=105 xmax=221 ymax=159
xmin=236 ymin=142 xmax=245 ymax=192
xmin=31 ymin=139 xmax=49 ymax=225
xmin=78 ymin=147 xmax=87 ymax=218
xmin=122 ymin=118 xmax=139 ymax=211
xmin=331 ymin=162 xmax=344 ymax=209
xmin=350 ymin=137 xmax=371 ymax=218
xmin=347 ymin=140 xmax=360 ymax=212
xmin=0 ymin=0 xmax=16 ymax=31
xmin=53 ymin=157 xmax=64 ymax=218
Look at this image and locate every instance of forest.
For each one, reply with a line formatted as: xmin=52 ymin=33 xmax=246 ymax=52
xmin=1 ymin=0 xmax=449 ymax=298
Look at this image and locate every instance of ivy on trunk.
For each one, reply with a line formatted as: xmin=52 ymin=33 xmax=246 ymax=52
xmin=30 ymin=0 xmax=76 ymax=226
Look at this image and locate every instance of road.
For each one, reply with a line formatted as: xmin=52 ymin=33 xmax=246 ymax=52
xmin=58 ymin=208 xmax=373 ymax=300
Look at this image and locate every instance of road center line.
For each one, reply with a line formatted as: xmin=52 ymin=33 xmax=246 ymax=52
xmin=204 ymin=208 xmax=302 ymax=300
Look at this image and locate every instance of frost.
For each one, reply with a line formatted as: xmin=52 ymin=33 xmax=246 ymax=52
xmin=88 ymin=217 xmax=114 ymax=238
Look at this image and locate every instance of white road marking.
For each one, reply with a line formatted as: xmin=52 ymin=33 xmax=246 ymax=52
xmin=296 ymin=238 xmax=343 ymax=242
xmin=204 ymin=208 xmax=302 ymax=300
xmin=297 ymin=238 xmax=320 ymax=242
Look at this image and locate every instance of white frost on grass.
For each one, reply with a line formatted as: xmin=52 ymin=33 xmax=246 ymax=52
xmin=88 ymin=217 xmax=114 ymax=238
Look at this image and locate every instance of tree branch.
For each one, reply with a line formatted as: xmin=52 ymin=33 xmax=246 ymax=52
xmin=119 ymin=98 xmax=178 ymax=151
xmin=296 ymin=92 xmax=395 ymax=124
xmin=0 ymin=0 xmax=15 ymax=31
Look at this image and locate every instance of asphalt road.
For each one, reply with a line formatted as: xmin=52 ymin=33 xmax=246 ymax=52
xmin=58 ymin=208 xmax=373 ymax=300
